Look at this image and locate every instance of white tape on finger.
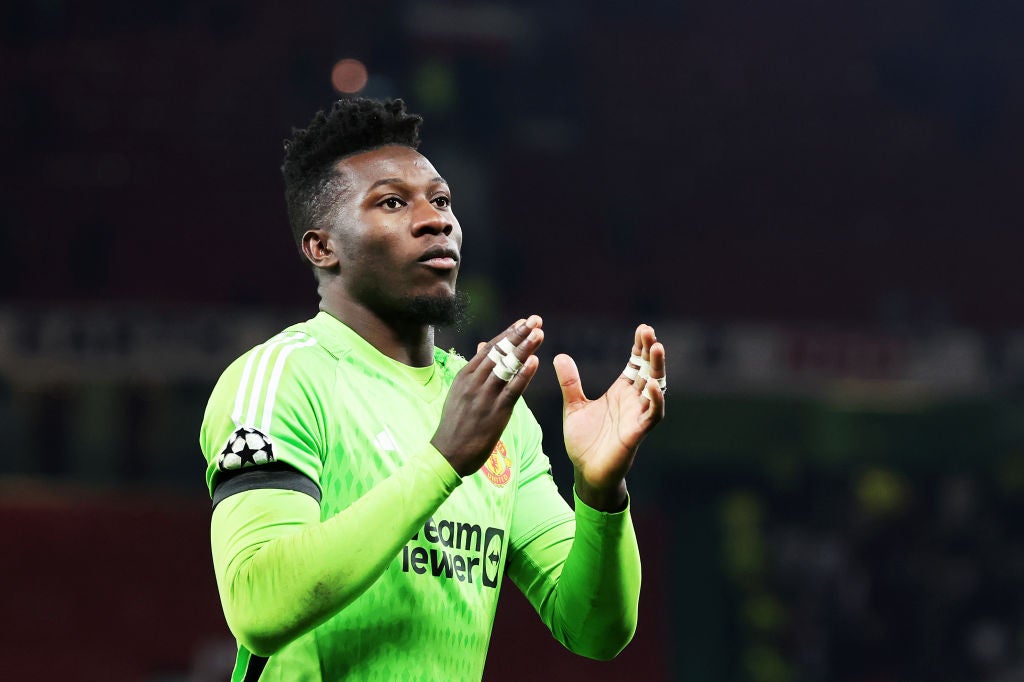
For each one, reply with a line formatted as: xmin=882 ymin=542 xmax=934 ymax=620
xmin=491 ymin=363 xmax=517 ymax=382
xmin=501 ymin=353 xmax=523 ymax=372
xmin=497 ymin=337 xmax=516 ymax=354
xmin=643 ymin=383 xmax=661 ymax=401
xmin=487 ymin=347 xmax=504 ymax=365
xmin=637 ymin=359 xmax=652 ymax=380
xmin=623 ymin=352 xmax=644 ymax=380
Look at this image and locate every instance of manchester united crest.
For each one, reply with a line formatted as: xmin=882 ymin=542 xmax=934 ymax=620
xmin=481 ymin=440 xmax=512 ymax=487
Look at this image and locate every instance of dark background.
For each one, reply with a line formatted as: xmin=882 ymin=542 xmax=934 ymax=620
xmin=2 ymin=1 xmax=1024 ymax=680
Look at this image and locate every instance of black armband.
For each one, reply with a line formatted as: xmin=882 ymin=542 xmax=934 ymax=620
xmin=211 ymin=462 xmax=321 ymax=508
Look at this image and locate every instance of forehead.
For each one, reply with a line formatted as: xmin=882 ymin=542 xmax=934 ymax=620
xmin=334 ymin=145 xmax=442 ymax=188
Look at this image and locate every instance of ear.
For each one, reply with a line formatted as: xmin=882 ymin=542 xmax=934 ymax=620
xmin=301 ymin=229 xmax=339 ymax=271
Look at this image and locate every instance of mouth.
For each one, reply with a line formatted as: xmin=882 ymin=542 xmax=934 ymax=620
xmin=417 ymin=245 xmax=460 ymax=271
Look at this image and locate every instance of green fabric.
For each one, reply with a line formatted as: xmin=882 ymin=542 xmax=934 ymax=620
xmin=211 ymin=445 xmax=460 ymax=655
xmin=509 ymin=489 xmax=642 ymax=660
xmin=200 ymin=311 xmax=641 ymax=680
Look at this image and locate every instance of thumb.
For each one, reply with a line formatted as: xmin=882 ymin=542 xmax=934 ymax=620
xmin=553 ymin=353 xmax=586 ymax=409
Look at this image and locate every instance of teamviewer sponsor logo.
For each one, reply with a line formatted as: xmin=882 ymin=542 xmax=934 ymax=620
xmin=481 ymin=527 xmax=503 ymax=588
xmin=400 ymin=517 xmax=505 ymax=589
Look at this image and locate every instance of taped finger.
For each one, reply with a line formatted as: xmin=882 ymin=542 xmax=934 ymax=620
xmin=491 ymin=363 xmax=518 ymax=382
xmin=643 ymin=383 xmax=661 ymax=401
xmin=501 ymin=353 xmax=523 ymax=373
xmin=622 ymin=352 xmax=644 ymax=380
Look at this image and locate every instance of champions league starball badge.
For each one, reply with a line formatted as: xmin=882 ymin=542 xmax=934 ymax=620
xmin=217 ymin=427 xmax=276 ymax=471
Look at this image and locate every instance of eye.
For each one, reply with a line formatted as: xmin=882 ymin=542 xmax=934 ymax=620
xmin=432 ymin=195 xmax=451 ymax=209
xmin=380 ymin=196 xmax=406 ymax=210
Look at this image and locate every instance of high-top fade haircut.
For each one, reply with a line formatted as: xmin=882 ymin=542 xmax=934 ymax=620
xmin=281 ymin=98 xmax=423 ymax=253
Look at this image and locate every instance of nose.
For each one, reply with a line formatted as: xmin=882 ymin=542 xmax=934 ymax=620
xmin=411 ymin=199 xmax=453 ymax=237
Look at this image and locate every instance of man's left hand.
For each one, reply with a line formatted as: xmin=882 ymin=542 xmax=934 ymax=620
xmin=553 ymin=324 xmax=666 ymax=512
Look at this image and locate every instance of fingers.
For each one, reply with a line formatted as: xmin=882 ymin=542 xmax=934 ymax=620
xmin=620 ymin=324 xmax=651 ymax=384
xmin=621 ymin=324 xmax=667 ymax=416
xmin=642 ymin=341 xmax=666 ymax=418
xmin=474 ymin=315 xmax=544 ymax=396
xmin=505 ymin=341 xmax=542 ymax=393
xmin=553 ymin=353 xmax=586 ymax=408
xmin=631 ymin=325 xmax=643 ymax=358
xmin=468 ymin=318 xmax=525 ymax=369
xmin=620 ymin=324 xmax=654 ymax=384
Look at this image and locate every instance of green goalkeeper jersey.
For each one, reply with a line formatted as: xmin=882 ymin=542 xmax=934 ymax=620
xmin=200 ymin=311 xmax=640 ymax=680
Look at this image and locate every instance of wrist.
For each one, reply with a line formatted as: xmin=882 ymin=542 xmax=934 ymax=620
xmin=430 ymin=436 xmax=485 ymax=478
xmin=431 ymin=437 xmax=466 ymax=477
xmin=573 ymin=471 xmax=628 ymax=512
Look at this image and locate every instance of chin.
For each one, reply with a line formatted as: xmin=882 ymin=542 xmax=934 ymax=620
xmin=400 ymin=290 xmax=468 ymax=327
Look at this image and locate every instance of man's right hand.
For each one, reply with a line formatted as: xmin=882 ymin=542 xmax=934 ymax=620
xmin=431 ymin=315 xmax=544 ymax=476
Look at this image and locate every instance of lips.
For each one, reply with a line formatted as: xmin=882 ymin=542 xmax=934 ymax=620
xmin=417 ymin=245 xmax=460 ymax=270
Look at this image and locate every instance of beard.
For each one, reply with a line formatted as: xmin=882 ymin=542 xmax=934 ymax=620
xmin=398 ymin=290 xmax=471 ymax=328
xmin=339 ymin=248 xmax=471 ymax=330
xmin=353 ymin=279 xmax=470 ymax=330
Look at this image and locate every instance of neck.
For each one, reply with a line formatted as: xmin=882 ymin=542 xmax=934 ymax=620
xmin=319 ymin=285 xmax=436 ymax=368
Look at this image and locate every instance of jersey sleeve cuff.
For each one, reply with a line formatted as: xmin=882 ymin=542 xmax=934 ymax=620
xmin=413 ymin=443 xmax=463 ymax=495
xmin=571 ymin=487 xmax=638 ymax=566
xmin=572 ymin=486 xmax=632 ymax=524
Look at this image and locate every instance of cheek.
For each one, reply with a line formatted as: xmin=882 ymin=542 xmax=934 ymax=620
xmin=359 ymin=232 xmax=406 ymax=267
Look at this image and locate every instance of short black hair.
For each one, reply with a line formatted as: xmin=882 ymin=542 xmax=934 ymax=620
xmin=281 ymin=97 xmax=423 ymax=250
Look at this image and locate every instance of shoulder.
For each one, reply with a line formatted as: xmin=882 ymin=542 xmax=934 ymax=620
xmin=205 ymin=325 xmax=334 ymax=424
xmin=224 ymin=326 xmax=330 ymax=385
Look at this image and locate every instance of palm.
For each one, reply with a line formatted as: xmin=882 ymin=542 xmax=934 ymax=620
xmin=563 ymin=379 xmax=651 ymax=485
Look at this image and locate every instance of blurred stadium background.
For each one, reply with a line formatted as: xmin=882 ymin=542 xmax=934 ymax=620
xmin=3 ymin=1 xmax=1024 ymax=680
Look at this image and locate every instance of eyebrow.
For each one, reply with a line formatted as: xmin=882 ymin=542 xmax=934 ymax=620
xmin=367 ymin=176 xmax=448 ymax=191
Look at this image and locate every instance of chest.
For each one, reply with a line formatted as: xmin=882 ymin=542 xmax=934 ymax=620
xmin=317 ymin=366 xmax=521 ymax=525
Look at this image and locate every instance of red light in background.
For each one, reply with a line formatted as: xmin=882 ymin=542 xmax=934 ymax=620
xmin=331 ymin=58 xmax=368 ymax=94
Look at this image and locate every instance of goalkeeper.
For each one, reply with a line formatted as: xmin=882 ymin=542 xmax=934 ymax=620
xmin=199 ymin=97 xmax=667 ymax=681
